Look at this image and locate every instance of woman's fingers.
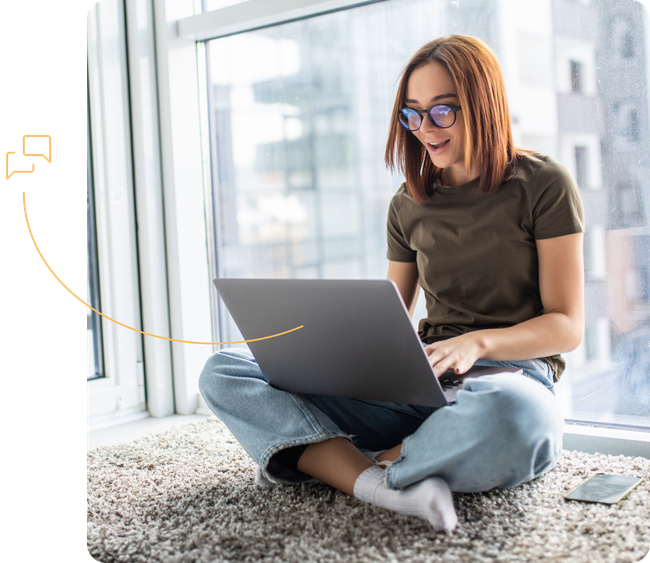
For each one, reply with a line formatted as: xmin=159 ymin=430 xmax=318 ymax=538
xmin=425 ymin=346 xmax=459 ymax=377
xmin=424 ymin=339 xmax=477 ymax=377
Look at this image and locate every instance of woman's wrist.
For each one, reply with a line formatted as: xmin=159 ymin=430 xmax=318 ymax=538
xmin=471 ymin=330 xmax=492 ymax=359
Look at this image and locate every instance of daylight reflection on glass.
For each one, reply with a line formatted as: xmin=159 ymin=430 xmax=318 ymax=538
xmin=398 ymin=104 xmax=459 ymax=131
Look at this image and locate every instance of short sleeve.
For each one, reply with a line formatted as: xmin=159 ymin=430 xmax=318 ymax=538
xmin=386 ymin=187 xmax=417 ymax=262
xmin=532 ymin=157 xmax=585 ymax=240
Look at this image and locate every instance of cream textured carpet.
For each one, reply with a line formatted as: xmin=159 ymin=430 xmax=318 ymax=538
xmin=87 ymin=418 xmax=650 ymax=563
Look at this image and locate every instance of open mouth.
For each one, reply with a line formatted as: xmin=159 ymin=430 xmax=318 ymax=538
xmin=428 ymin=140 xmax=450 ymax=149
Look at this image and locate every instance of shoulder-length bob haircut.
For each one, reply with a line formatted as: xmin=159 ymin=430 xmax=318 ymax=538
xmin=385 ymin=35 xmax=523 ymax=204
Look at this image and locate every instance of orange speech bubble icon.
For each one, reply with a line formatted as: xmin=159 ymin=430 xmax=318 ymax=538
xmin=20 ymin=133 xmax=54 ymax=166
xmin=5 ymin=149 xmax=40 ymax=182
xmin=23 ymin=135 xmax=51 ymax=163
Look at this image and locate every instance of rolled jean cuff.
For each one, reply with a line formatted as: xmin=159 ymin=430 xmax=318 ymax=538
xmin=262 ymin=431 xmax=353 ymax=484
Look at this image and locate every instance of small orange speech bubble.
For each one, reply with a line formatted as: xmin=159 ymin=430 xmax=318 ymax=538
xmin=5 ymin=149 xmax=40 ymax=182
xmin=23 ymin=135 xmax=51 ymax=163
xmin=20 ymin=133 xmax=54 ymax=166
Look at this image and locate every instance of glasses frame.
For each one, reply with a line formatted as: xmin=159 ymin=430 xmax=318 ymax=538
xmin=398 ymin=104 xmax=461 ymax=131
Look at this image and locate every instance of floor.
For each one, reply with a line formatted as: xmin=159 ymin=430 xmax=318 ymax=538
xmin=88 ymin=413 xmax=211 ymax=450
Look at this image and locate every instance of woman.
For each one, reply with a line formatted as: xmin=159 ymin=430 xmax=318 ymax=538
xmin=199 ymin=35 xmax=584 ymax=532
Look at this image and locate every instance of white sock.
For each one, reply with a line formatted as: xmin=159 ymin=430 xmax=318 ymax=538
xmin=254 ymin=465 xmax=278 ymax=488
xmin=353 ymin=465 xmax=458 ymax=531
xmin=254 ymin=465 xmax=322 ymax=488
xmin=360 ymin=449 xmax=386 ymax=461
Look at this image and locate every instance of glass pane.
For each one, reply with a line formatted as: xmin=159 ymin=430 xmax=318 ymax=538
xmin=550 ymin=0 xmax=650 ymax=429
xmin=87 ymin=107 xmax=104 ymax=381
xmin=87 ymin=276 xmax=95 ymax=379
xmin=205 ymin=0 xmax=650 ymax=429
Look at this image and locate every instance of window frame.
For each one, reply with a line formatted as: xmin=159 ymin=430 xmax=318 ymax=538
xmin=87 ymin=0 xmax=147 ymax=428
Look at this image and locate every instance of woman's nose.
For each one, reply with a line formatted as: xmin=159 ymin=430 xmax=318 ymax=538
xmin=419 ymin=115 xmax=440 ymax=133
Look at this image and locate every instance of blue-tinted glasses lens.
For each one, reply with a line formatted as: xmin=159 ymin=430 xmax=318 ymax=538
xmin=398 ymin=109 xmax=421 ymax=131
xmin=429 ymin=105 xmax=455 ymax=127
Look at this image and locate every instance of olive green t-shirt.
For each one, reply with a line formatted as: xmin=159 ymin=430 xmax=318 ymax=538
xmin=386 ymin=153 xmax=585 ymax=381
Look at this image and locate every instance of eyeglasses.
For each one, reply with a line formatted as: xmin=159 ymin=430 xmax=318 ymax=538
xmin=398 ymin=104 xmax=461 ymax=131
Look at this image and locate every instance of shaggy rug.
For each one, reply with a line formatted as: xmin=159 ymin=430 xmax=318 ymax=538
xmin=87 ymin=418 xmax=650 ymax=563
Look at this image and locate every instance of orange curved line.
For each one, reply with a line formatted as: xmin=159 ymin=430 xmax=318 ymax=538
xmin=23 ymin=192 xmax=303 ymax=345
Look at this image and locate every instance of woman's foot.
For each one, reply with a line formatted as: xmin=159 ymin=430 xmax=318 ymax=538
xmin=353 ymin=465 xmax=458 ymax=531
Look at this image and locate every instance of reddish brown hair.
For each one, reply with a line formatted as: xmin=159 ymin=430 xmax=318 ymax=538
xmin=385 ymin=35 xmax=526 ymax=204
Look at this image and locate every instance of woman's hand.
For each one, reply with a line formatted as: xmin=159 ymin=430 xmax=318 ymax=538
xmin=424 ymin=332 xmax=486 ymax=378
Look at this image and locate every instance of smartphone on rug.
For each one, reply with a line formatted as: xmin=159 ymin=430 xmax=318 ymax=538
xmin=564 ymin=473 xmax=643 ymax=504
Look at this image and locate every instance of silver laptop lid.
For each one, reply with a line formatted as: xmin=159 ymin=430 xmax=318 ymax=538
xmin=213 ymin=278 xmax=448 ymax=406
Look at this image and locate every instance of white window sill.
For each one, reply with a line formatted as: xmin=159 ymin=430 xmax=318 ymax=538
xmin=88 ymin=414 xmax=650 ymax=460
xmin=563 ymin=423 xmax=650 ymax=459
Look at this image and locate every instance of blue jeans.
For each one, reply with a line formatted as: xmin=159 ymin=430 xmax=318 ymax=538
xmin=199 ymin=348 xmax=564 ymax=493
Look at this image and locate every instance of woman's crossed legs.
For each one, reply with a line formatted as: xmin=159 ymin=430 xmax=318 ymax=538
xmin=199 ymin=348 xmax=564 ymax=530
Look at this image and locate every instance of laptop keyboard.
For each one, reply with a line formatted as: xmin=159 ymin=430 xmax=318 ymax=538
xmin=440 ymin=377 xmax=464 ymax=390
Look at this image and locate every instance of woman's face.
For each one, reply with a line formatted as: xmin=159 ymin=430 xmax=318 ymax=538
xmin=405 ymin=61 xmax=472 ymax=186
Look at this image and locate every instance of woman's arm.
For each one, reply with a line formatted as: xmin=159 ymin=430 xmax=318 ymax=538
xmin=424 ymin=232 xmax=585 ymax=376
xmin=387 ymin=260 xmax=420 ymax=320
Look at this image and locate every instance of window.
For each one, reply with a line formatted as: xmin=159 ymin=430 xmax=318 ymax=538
xmin=613 ymin=17 xmax=635 ymax=60
xmin=570 ymin=60 xmax=582 ymax=93
xmin=609 ymin=181 xmax=645 ymax=229
xmin=178 ymin=0 xmax=650 ymax=433
xmin=574 ymin=145 xmax=588 ymax=188
xmin=612 ymin=101 xmax=641 ymax=146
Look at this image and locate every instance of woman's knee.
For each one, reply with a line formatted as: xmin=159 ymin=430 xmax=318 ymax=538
xmin=461 ymin=374 xmax=564 ymax=479
xmin=199 ymin=348 xmax=264 ymax=399
xmin=463 ymin=373 xmax=562 ymax=429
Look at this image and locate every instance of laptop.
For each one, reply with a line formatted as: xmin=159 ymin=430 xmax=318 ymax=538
xmin=213 ymin=278 xmax=521 ymax=407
